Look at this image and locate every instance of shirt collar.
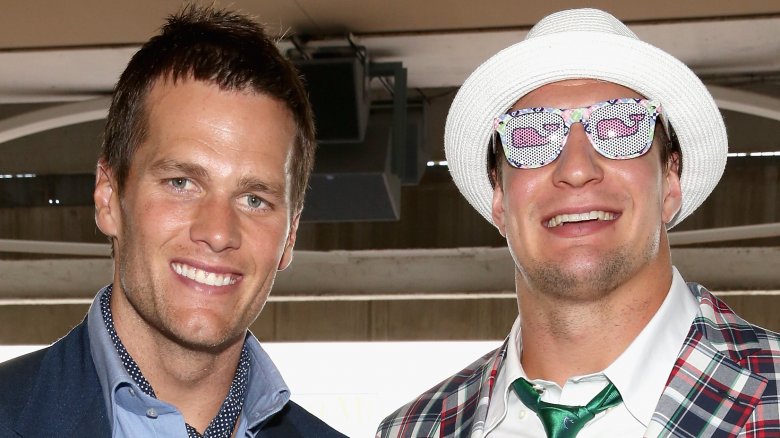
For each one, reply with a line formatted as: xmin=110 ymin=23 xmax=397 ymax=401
xmin=88 ymin=284 xmax=132 ymax=426
xmin=241 ymin=333 xmax=291 ymax=429
xmin=604 ymin=266 xmax=699 ymax=427
xmin=87 ymin=285 xmax=291 ymax=431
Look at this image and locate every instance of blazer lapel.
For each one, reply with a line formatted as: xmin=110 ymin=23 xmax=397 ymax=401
xmin=440 ymin=341 xmax=507 ymax=438
xmin=14 ymin=320 xmax=111 ymax=437
xmin=646 ymin=285 xmax=768 ymax=437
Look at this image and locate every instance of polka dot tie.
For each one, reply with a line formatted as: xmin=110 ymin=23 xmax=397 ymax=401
xmin=100 ymin=286 xmax=250 ymax=438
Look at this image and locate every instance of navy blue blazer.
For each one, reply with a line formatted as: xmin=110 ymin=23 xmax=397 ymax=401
xmin=0 ymin=320 xmax=346 ymax=437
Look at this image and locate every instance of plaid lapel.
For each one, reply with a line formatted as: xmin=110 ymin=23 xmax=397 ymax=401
xmin=375 ymin=341 xmax=507 ymax=438
xmin=439 ymin=341 xmax=507 ymax=438
xmin=647 ymin=284 xmax=769 ymax=437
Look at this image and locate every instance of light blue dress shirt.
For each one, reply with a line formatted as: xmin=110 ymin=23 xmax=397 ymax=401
xmin=87 ymin=286 xmax=290 ymax=437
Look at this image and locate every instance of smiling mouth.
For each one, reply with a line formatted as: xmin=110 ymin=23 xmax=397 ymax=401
xmin=546 ymin=210 xmax=617 ymax=228
xmin=171 ymin=262 xmax=239 ymax=287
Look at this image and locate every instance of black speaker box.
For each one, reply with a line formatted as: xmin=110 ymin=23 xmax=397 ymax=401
xmin=301 ymin=104 xmax=426 ymax=222
xmin=302 ymin=109 xmax=399 ymax=222
xmin=295 ymin=56 xmax=369 ymax=143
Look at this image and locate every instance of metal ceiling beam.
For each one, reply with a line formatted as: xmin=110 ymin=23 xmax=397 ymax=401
xmin=709 ymin=85 xmax=780 ymax=121
xmin=1 ymin=246 xmax=778 ymax=302
xmin=3 ymin=222 xmax=780 ymax=257
xmin=0 ymin=97 xmax=110 ymax=144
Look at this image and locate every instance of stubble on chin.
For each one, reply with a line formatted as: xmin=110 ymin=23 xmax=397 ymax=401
xmin=517 ymin=228 xmax=660 ymax=303
xmin=518 ymin=245 xmax=632 ymax=302
xmin=118 ymin=252 xmax=251 ymax=354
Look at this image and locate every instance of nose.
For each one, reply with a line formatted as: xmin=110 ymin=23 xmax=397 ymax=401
xmin=189 ymin=194 xmax=241 ymax=252
xmin=552 ymin=124 xmax=604 ymax=187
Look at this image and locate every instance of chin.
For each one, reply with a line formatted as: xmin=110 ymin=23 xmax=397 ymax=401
xmin=164 ymin=314 xmax=242 ymax=351
xmin=522 ymin=247 xmax=637 ymax=300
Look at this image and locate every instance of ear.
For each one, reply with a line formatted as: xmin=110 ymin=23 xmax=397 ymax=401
xmin=491 ymin=169 xmax=508 ymax=237
xmin=94 ymin=161 xmax=121 ymax=238
xmin=277 ymin=211 xmax=300 ymax=271
xmin=661 ymin=153 xmax=682 ymax=224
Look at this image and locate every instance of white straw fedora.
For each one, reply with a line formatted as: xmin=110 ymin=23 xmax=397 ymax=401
xmin=445 ymin=8 xmax=727 ymax=229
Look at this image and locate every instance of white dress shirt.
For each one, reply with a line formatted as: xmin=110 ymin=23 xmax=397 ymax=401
xmin=484 ymin=267 xmax=700 ymax=437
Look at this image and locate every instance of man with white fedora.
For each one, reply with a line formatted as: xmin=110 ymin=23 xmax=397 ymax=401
xmin=377 ymin=8 xmax=780 ymax=438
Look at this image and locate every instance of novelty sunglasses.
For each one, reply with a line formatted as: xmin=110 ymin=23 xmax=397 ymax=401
xmin=494 ymin=98 xmax=663 ymax=169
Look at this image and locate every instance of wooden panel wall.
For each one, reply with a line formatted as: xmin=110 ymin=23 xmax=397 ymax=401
xmin=3 ymin=157 xmax=779 ymax=250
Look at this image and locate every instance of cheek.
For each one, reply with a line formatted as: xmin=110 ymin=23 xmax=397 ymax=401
xmin=156 ymin=203 xmax=191 ymax=232
xmin=503 ymin=174 xmax=544 ymax=219
xmin=126 ymin=195 xmax=192 ymax=244
xmin=247 ymin=222 xmax=289 ymax=255
xmin=619 ymin=163 xmax=665 ymax=214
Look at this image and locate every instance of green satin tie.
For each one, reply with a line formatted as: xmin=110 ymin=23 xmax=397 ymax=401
xmin=511 ymin=378 xmax=622 ymax=438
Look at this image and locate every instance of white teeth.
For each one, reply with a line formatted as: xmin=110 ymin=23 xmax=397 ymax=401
xmin=546 ymin=211 xmax=616 ymax=228
xmin=171 ymin=263 xmax=237 ymax=287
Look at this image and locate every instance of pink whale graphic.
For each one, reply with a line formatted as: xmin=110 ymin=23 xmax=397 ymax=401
xmin=511 ymin=123 xmax=561 ymax=147
xmin=595 ymin=114 xmax=645 ymax=140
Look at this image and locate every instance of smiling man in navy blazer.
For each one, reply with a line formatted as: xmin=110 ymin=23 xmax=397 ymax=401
xmin=0 ymin=5 xmax=345 ymax=438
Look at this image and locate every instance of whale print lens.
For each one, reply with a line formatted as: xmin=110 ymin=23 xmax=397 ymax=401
xmin=501 ymin=110 xmax=566 ymax=169
xmin=588 ymin=102 xmax=654 ymax=159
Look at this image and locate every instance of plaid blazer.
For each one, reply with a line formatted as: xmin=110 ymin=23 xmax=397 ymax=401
xmin=376 ymin=284 xmax=780 ymax=438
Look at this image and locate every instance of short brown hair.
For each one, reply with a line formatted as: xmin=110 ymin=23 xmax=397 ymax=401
xmin=101 ymin=4 xmax=315 ymax=213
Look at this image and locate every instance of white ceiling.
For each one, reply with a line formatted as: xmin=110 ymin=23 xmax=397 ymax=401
xmin=2 ymin=1 xmax=780 ymax=48
xmin=0 ymin=2 xmax=779 ymax=101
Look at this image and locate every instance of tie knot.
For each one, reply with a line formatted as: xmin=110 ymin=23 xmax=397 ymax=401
xmin=511 ymin=378 xmax=622 ymax=438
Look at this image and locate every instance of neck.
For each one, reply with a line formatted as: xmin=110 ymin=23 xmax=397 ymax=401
xmin=110 ymin=287 xmax=244 ymax=433
xmin=517 ymin=247 xmax=673 ymax=387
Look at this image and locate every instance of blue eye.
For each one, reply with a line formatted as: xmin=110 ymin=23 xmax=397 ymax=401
xmin=169 ymin=178 xmax=190 ymax=189
xmin=246 ymin=195 xmax=264 ymax=209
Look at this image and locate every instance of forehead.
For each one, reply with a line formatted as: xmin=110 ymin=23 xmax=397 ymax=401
xmin=510 ymin=79 xmax=645 ymax=111
xmin=141 ymin=78 xmax=295 ymax=150
xmin=133 ymin=78 xmax=296 ymax=180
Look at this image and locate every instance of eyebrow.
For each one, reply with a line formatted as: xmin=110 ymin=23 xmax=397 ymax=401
xmin=149 ymin=159 xmax=210 ymax=181
xmin=237 ymin=176 xmax=286 ymax=201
